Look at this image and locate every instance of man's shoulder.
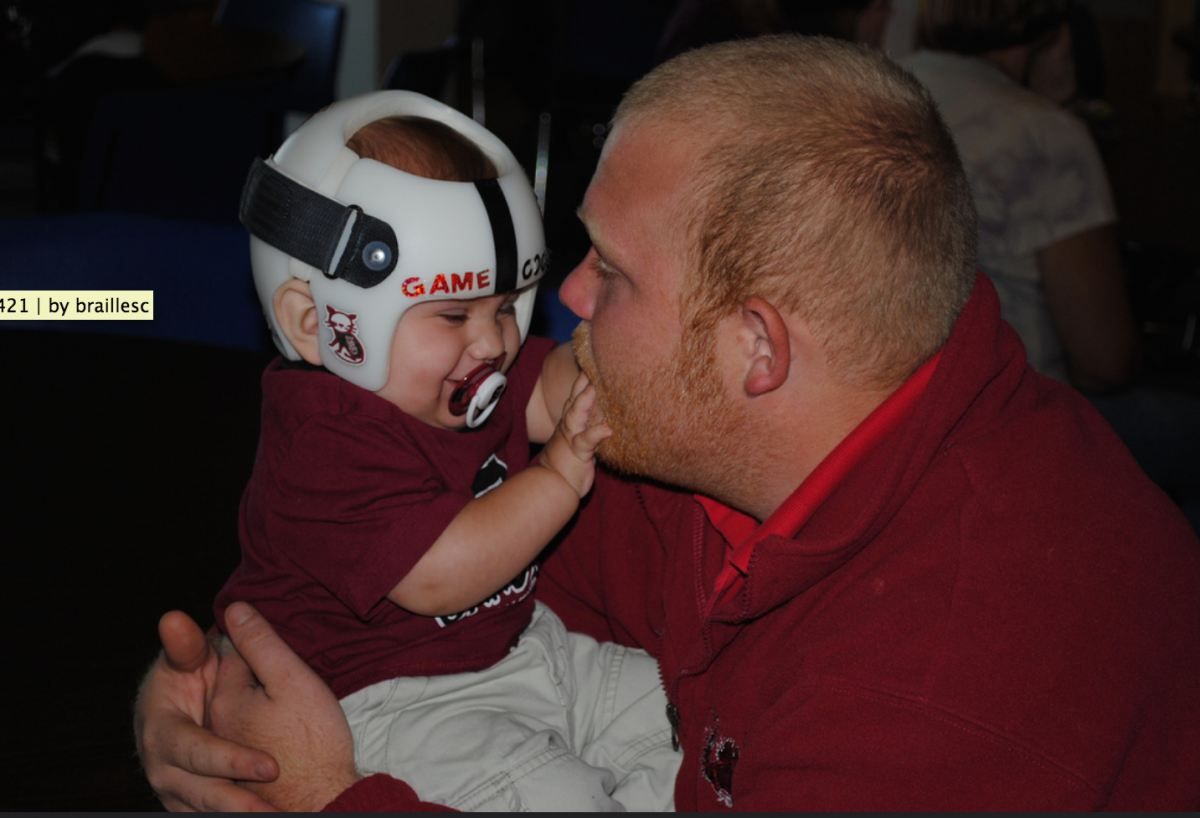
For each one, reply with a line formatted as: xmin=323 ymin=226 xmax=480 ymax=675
xmin=784 ymin=369 xmax=1200 ymax=806
xmin=898 ymin=346 xmax=1199 ymax=630
xmin=945 ymin=369 xmax=1189 ymax=540
xmin=929 ymin=369 xmax=1199 ymax=659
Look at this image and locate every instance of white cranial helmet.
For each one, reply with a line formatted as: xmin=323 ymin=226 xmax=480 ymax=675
xmin=240 ymin=91 xmax=548 ymax=426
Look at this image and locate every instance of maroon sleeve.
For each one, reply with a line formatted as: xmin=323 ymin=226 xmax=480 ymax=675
xmin=267 ymin=412 xmax=471 ymax=618
xmin=322 ymin=774 xmax=456 ymax=812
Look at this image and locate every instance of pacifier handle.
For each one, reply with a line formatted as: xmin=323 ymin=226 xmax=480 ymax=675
xmin=449 ymin=353 xmax=507 ymax=428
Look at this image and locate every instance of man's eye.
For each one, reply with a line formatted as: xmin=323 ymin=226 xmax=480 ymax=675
xmin=592 ymin=254 xmax=618 ymax=280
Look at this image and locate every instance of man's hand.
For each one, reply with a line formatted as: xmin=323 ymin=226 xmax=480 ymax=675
xmin=135 ymin=610 xmax=281 ymax=811
xmin=208 ymin=602 xmax=361 ymax=812
xmin=538 ymin=372 xmax=612 ymax=498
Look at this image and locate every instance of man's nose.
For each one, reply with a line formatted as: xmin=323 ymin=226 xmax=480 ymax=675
xmin=558 ymin=249 xmax=598 ymax=321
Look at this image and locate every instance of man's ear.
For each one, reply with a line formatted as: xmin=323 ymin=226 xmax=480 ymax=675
xmin=273 ymin=280 xmax=322 ymax=365
xmin=739 ymin=296 xmax=791 ymax=397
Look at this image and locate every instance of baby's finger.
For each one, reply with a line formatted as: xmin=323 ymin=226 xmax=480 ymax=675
xmin=562 ymin=383 xmax=598 ymax=431
xmin=574 ymin=420 xmax=612 ymax=453
xmin=555 ymin=372 xmax=591 ymax=427
xmin=569 ymin=371 xmax=591 ymax=400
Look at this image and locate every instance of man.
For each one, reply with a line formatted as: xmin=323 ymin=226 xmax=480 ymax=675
xmin=137 ymin=36 xmax=1200 ymax=810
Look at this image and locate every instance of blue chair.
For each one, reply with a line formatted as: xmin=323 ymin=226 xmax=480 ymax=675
xmin=0 ymin=213 xmax=267 ymax=350
xmin=214 ymin=0 xmax=344 ymax=114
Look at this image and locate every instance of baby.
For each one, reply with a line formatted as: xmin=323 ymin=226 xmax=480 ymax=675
xmin=214 ymin=91 xmax=678 ymax=811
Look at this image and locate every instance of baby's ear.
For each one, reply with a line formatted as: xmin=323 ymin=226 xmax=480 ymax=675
xmin=273 ymin=280 xmax=322 ymax=365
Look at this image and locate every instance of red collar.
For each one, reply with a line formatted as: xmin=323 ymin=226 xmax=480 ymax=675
xmin=699 ymin=350 xmax=942 ymax=614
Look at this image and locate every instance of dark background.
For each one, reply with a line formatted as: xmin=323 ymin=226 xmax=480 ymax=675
xmin=0 ymin=0 xmax=1197 ymax=810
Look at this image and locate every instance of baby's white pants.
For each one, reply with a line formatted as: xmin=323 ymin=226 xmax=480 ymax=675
xmin=339 ymin=603 xmax=680 ymax=812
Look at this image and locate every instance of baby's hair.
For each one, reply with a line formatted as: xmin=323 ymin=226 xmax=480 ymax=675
xmin=346 ymin=116 xmax=499 ymax=182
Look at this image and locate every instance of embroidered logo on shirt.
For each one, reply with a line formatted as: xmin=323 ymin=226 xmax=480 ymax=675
xmin=702 ymin=713 xmax=739 ymax=808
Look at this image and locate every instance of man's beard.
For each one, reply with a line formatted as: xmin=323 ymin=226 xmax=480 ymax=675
xmin=572 ymin=321 xmax=760 ymax=498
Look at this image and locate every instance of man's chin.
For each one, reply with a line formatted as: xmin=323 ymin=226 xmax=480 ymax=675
xmin=593 ymin=433 xmax=645 ymax=477
xmin=593 ymin=431 xmax=674 ymax=485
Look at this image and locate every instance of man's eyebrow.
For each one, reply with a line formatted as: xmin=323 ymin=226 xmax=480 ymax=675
xmin=574 ymin=206 xmax=606 ymax=254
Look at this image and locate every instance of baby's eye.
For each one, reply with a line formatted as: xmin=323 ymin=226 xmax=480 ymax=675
xmin=498 ymin=300 xmax=518 ymax=316
xmin=440 ymin=312 xmax=468 ymax=325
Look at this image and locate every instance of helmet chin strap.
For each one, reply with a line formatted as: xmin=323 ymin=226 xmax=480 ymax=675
xmin=449 ymin=354 xmax=507 ymax=428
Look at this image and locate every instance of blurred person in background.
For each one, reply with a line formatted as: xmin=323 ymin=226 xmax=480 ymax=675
xmin=904 ymin=0 xmax=1199 ymax=532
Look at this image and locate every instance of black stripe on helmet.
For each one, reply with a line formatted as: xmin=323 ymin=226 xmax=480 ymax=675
xmin=473 ymin=178 xmax=518 ymax=294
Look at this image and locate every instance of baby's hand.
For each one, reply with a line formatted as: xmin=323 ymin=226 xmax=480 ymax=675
xmin=538 ymin=372 xmax=611 ymax=498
